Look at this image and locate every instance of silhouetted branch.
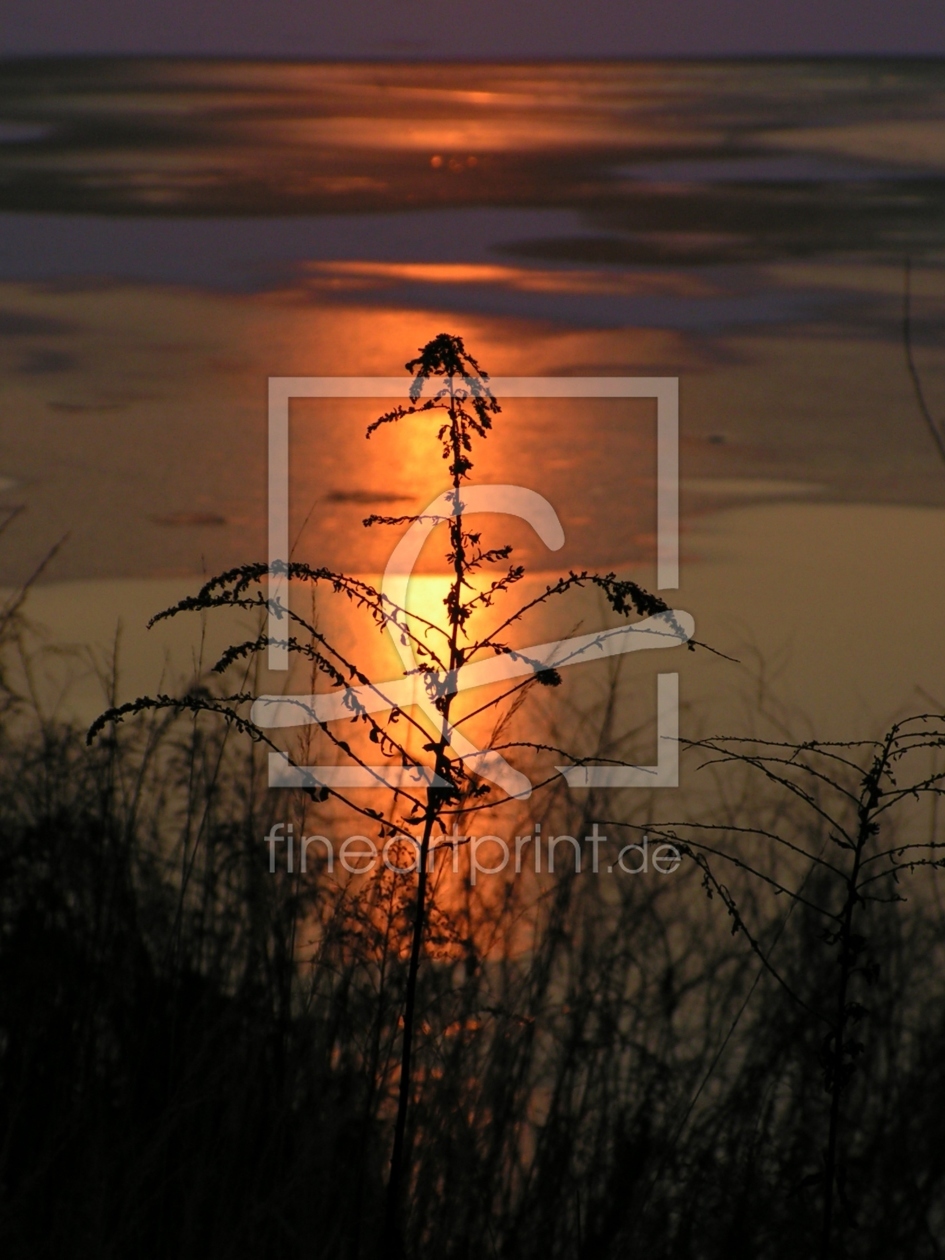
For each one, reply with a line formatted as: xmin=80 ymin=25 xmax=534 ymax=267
xmin=903 ymin=256 xmax=945 ymax=464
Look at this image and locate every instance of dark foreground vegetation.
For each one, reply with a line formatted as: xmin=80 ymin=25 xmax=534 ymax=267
xmin=2 ymin=700 xmax=945 ymax=1260
xmin=2 ymin=337 xmax=945 ymax=1258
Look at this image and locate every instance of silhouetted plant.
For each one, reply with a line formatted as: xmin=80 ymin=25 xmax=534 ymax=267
xmin=2 ymin=574 xmax=945 ymax=1258
xmin=611 ymin=720 xmax=945 ymax=1257
xmin=3 ymin=330 xmax=934 ymax=1260
xmin=87 ymin=332 xmax=685 ymax=1256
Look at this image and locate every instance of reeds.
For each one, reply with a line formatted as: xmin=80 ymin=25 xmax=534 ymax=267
xmin=1 ymin=337 xmax=944 ymax=1258
xmin=4 ymin=694 xmax=945 ymax=1258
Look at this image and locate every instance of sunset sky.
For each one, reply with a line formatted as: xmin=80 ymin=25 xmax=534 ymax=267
xmin=2 ymin=0 xmax=944 ymax=58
